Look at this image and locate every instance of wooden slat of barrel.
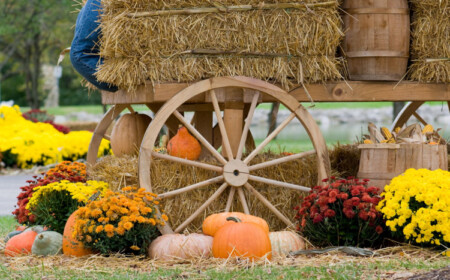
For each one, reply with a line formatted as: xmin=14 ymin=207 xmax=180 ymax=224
xmin=343 ymin=0 xmax=410 ymax=81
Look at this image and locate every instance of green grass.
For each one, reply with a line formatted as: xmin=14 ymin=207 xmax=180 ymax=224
xmin=0 ymin=215 xmax=17 ymax=236
xmin=20 ymin=101 xmax=447 ymax=116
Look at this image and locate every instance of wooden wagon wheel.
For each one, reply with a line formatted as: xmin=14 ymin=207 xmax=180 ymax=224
xmin=391 ymin=101 xmax=450 ymax=130
xmin=138 ymin=76 xmax=331 ymax=234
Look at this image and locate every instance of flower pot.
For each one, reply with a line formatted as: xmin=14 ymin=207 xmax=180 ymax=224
xmin=357 ymin=143 xmax=448 ymax=190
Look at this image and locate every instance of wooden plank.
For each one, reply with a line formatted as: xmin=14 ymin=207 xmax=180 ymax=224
xmin=103 ymin=81 xmax=449 ymax=104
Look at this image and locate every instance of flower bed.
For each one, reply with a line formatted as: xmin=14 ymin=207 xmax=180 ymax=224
xmin=0 ymin=105 xmax=110 ymax=168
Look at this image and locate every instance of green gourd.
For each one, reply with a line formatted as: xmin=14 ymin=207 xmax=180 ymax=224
xmin=4 ymin=230 xmax=23 ymax=243
xmin=31 ymin=231 xmax=63 ymax=256
xmin=24 ymin=225 xmax=46 ymax=234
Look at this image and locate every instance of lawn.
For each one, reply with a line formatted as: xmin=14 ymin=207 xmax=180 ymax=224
xmin=1 ymin=215 xmax=448 ymax=280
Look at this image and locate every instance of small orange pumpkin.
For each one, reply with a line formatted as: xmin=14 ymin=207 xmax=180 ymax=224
xmin=62 ymin=210 xmax=94 ymax=257
xmin=213 ymin=217 xmax=271 ymax=260
xmin=5 ymin=229 xmax=38 ymax=256
xmin=167 ymin=126 xmax=201 ymax=160
xmin=110 ymin=112 xmax=152 ymax=156
xmin=203 ymin=212 xmax=269 ymax=236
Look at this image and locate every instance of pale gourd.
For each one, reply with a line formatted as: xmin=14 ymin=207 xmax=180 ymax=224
xmin=148 ymin=233 xmax=213 ymax=260
xmin=269 ymin=231 xmax=306 ymax=257
xmin=110 ymin=112 xmax=152 ymax=156
xmin=32 ymin=231 xmax=63 ymax=256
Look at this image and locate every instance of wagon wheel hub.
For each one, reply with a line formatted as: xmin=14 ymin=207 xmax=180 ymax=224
xmin=223 ymin=159 xmax=249 ymax=187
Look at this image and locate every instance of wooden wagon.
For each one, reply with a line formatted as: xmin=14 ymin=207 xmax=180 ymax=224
xmin=86 ymin=78 xmax=449 ymax=234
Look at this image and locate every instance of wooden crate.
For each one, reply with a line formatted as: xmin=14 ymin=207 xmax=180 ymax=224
xmin=357 ymin=143 xmax=448 ymax=190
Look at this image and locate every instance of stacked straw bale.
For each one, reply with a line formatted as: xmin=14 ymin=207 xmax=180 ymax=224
xmin=96 ymin=0 xmax=344 ymax=91
xmin=408 ymin=0 xmax=449 ymax=83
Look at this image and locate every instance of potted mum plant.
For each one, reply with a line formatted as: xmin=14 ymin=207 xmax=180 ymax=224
xmin=295 ymin=177 xmax=385 ymax=248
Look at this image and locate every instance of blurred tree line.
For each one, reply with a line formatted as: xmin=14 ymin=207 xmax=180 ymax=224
xmin=0 ymin=0 xmax=101 ymax=108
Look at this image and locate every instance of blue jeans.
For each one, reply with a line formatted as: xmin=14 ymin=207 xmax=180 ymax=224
xmin=70 ymin=0 xmax=118 ymax=92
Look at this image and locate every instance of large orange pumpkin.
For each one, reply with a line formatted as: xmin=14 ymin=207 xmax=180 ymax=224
xmin=62 ymin=210 xmax=94 ymax=257
xmin=167 ymin=126 xmax=201 ymax=160
xmin=5 ymin=229 xmax=38 ymax=256
xmin=110 ymin=112 xmax=152 ymax=156
xmin=202 ymin=212 xmax=269 ymax=236
xmin=212 ymin=217 xmax=271 ymax=260
xmin=148 ymin=233 xmax=213 ymax=260
xmin=269 ymin=231 xmax=306 ymax=257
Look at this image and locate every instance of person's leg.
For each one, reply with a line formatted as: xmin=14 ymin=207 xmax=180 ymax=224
xmin=70 ymin=0 xmax=118 ymax=92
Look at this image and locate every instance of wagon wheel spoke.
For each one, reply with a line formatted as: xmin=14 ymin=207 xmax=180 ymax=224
xmin=244 ymin=182 xmax=293 ymax=227
xmin=412 ymin=112 xmax=428 ymax=126
xmin=151 ymin=151 xmax=222 ymax=172
xmin=173 ymin=110 xmax=227 ymax=165
xmin=248 ymin=175 xmax=310 ymax=192
xmin=225 ymin=187 xmax=236 ymax=212
xmin=158 ymin=175 xmax=224 ymax=199
xmin=248 ymin=150 xmax=315 ymax=171
xmin=237 ymin=188 xmax=250 ymax=214
xmin=103 ymin=134 xmax=111 ymax=141
xmin=237 ymin=92 xmax=260 ymax=160
xmin=174 ymin=182 xmax=229 ymax=233
xmin=210 ymin=90 xmax=234 ymax=160
xmin=126 ymin=105 xmax=135 ymax=113
xmin=244 ymin=112 xmax=296 ymax=164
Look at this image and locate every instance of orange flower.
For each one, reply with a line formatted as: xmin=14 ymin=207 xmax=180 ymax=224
xmin=161 ymin=214 xmax=168 ymax=221
xmin=91 ymin=209 xmax=102 ymax=218
xmin=106 ymin=232 xmax=114 ymax=238
xmin=104 ymin=224 xmax=114 ymax=233
xmin=123 ymin=222 xmax=133 ymax=230
xmin=130 ymin=245 xmax=140 ymax=251
xmin=85 ymin=235 xmax=93 ymax=243
xmin=115 ymin=226 xmax=125 ymax=235
xmin=95 ymin=225 xmax=104 ymax=233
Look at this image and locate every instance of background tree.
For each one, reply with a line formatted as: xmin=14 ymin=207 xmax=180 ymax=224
xmin=0 ymin=0 xmax=79 ymax=108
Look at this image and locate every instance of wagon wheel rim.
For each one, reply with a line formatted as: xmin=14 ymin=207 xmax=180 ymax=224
xmin=138 ymin=76 xmax=331 ymax=234
xmin=391 ymin=101 xmax=450 ymax=131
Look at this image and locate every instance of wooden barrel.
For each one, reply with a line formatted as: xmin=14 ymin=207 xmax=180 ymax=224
xmin=342 ymin=0 xmax=410 ymax=81
xmin=357 ymin=144 xmax=448 ymax=191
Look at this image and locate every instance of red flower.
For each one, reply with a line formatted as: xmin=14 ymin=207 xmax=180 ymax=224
xmin=375 ymin=226 xmax=383 ymax=234
xmin=312 ymin=214 xmax=324 ymax=224
xmin=328 ymin=196 xmax=337 ymax=203
xmin=351 ymin=188 xmax=360 ymax=196
xmin=343 ymin=199 xmax=353 ymax=208
xmin=338 ymin=193 xmax=348 ymax=200
xmin=324 ymin=209 xmax=336 ymax=218
xmin=351 ymin=197 xmax=360 ymax=206
xmin=362 ymin=194 xmax=372 ymax=203
xmin=358 ymin=211 xmax=369 ymax=221
xmin=343 ymin=208 xmax=355 ymax=219
xmin=329 ymin=190 xmax=338 ymax=198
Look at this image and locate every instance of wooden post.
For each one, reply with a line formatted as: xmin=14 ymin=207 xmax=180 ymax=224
xmin=193 ymin=111 xmax=213 ymax=159
xmin=223 ymin=88 xmax=244 ymax=158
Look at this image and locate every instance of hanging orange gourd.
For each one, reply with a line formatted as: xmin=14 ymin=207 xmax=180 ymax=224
xmin=110 ymin=112 xmax=152 ymax=156
xmin=212 ymin=217 xmax=271 ymax=260
xmin=167 ymin=126 xmax=201 ymax=160
xmin=202 ymin=212 xmax=269 ymax=236
xmin=62 ymin=210 xmax=94 ymax=257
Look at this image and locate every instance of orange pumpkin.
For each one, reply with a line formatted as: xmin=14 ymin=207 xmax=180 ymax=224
xmin=148 ymin=233 xmax=213 ymax=260
xmin=110 ymin=112 xmax=152 ymax=156
xmin=212 ymin=217 xmax=271 ymax=260
xmin=269 ymin=231 xmax=306 ymax=257
xmin=62 ymin=210 xmax=94 ymax=257
xmin=203 ymin=212 xmax=269 ymax=236
xmin=167 ymin=126 xmax=201 ymax=160
xmin=5 ymin=229 xmax=38 ymax=256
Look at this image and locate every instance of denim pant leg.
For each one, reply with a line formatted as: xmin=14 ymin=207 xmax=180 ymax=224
xmin=70 ymin=0 xmax=118 ymax=92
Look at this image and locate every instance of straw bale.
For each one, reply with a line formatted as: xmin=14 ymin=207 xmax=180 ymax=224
xmin=408 ymin=0 xmax=450 ymax=83
xmin=96 ymin=0 xmax=343 ymax=91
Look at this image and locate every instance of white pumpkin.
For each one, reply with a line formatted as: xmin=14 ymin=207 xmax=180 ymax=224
xmin=269 ymin=231 xmax=306 ymax=257
xmin=148 ymin=233 xmax=213 ymax=260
